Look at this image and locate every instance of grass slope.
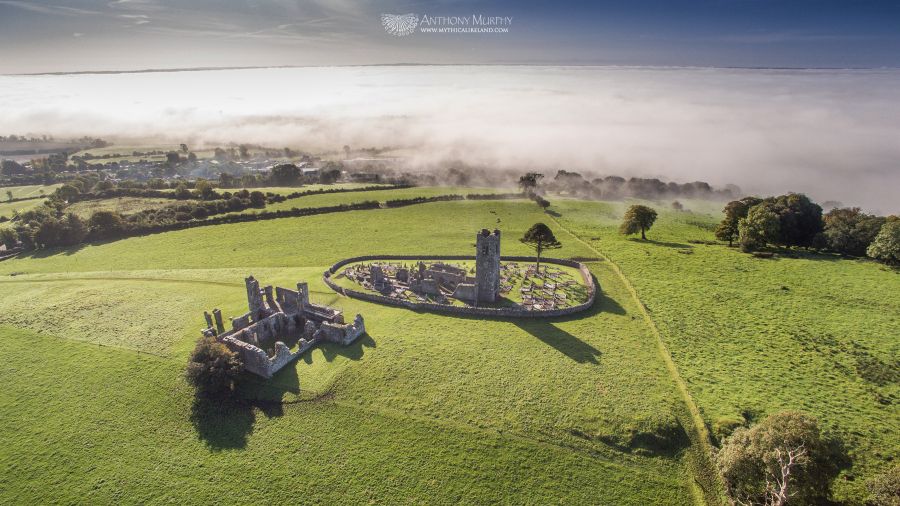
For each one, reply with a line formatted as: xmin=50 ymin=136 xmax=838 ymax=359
xmin=551 ymin=198 xmax=900 ymax=503
xmin=0 ymin=196 xmax=703 ymax=504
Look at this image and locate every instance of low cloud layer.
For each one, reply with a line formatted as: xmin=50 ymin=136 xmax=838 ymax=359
xmin=1 ymin=66 xmax=898 ymax=212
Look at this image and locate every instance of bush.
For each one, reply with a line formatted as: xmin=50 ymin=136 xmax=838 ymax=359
xmin=185 ymin=336 xmax=243 ymax=396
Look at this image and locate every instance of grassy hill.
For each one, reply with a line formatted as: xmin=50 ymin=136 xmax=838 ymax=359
xmin=0 ymin=196 xmax=705 ymax=505
xmin=0 ymin=189 xmax=895 ymax=504
xmin=550 ymin=198 xmax=899 ymax=502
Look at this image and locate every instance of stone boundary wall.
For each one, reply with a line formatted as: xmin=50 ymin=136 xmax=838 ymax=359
xmin=323 ymin=255 xmax=597 ymax=318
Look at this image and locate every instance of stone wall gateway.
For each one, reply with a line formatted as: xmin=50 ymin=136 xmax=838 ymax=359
xmin=324 ymin=255 xmax=597 ymax=318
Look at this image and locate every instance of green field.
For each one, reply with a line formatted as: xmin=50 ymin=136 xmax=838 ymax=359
xmin=67 ymin=196 xmax=189 ymax=219
xmin=0 ymin=184 xmax=58 ymax=220
xmin=2 ymin=184 xmax=60 ymax=199
xmin=549 ymin=197 xmax=900 ymax=502
xmin=0 ymin=199 xmax=44 ymax=221
xmin=0 ymin=188 xmax=895 ymax=504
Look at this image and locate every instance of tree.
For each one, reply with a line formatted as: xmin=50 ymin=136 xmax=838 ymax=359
xmin=520 ymin=223 xmax=562 ymax=271
xmin=320 ymin=168 xmax=341 ymax=185
xmin=271 ymin=163 xmax=301 ymax=185
xmin=739 ymin=203 xmax=780 ymax=252
xmin=185 ymin=336 xmax=242 ymax=396
xmin=671 ymin=200 xmax=684 ymax=211
xmin=173 ymin=183 xmax=192 ymax=200
xmin=518 ymin=172 xmax=544 ymax=195
xmin=866 ymin=465 xmax=900 ymax=506
xmin=238 ymin=144 xmax=250 ymax=160
xmin=55 ymin=184 xmax=80 ymax=202
xmin=249 ymin=190 xmax=266 ymax=208
xmin=0 ymin=228 xmax=18 ymax=249
xmin=619 ymin=205 xmax=658 ymax=240
xmin=343 ymin=144 xmax=351 ymax=158
xmin=768 ymin=193 xmax=823 ymax=248
xmin=716 ymin=197 xmax=763 ymax=246
xmin=88 ymin=210 xmax=126 ymax=239
xmin=165 ymin=151 xmax=181 ymax=165
xmin=822 ymin=207 xmax=885 ymax=257
xmin=5 ymin=190 xmax=12 ymax=202
xmin=867 ymin=219 xmax=900 ymax=265
xmin=717 ymin=411 xmax=841 ymax=506
xmin=218 ymin=172 xmax=235 ymax=188
xmin=180 ymin=143 xmax=189 ymax=153
xmin=194 ymin=179 xmax=216 ymax=200
xmin=34 ymin=213 xmax=88 ymax=248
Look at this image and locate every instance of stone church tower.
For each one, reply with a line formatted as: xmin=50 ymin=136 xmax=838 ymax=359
xmin=475 ymin=229 xmax=501 ymax=303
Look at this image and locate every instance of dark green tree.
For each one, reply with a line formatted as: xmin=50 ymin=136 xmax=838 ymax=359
xmin=271 ymin=163 xmax=301 ymax=185
xmin=716 ymin=197 xmax=763 ymax=246
xmin=319 ymin=168 xmax=341 ymax=185
xmin=185 ymin=336 xmax=243 ymax=396
xmin=768 ymin=193 xmax=824 ymax=248
xmin=518 ymin=172 xmax=544 ymax=195
xmin=822 ymin=207 xmax=886 ymax=257
xmin=88 ymin=211 xmax=126 ymax=239
xmin=619 ymin=205 xmax=658 ymax=240
xmin=867 ymin=219 xmax=900 ymax=265
xmin=520 ymin=222 xmax=562 ymax=271
xmin=0 ymin=228 xmax=18 ymax=249
xmin=738 ymin=203 xmax=780 ymax=252
xmin=249 ymin=191 xmax=266 ymax=208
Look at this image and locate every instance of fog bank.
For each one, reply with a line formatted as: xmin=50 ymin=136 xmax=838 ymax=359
xmin=1 ymin=66 xmax=898 ymax=213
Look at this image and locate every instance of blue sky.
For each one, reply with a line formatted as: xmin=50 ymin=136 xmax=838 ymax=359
xmin=1 ymin=0 xmax=899 ymax=72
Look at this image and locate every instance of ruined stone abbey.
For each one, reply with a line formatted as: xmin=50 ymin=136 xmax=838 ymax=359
xmin=201 ymin=276 xmax=366 ymax=378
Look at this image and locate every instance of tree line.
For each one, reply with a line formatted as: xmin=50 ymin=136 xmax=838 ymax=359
xmin=715 ymin=193 xmax=899 ymax=264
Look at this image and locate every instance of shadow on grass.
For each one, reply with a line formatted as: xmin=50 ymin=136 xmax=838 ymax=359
xmin=304 ymin=333 xmax=376 ymax=364
xmin=188 ymin=357 xmax=304 ymax=450
xmin=16 ymin=241 xmax=91 ymax=259
xmin=513 ymin=319 xmax=602 ymax=364
xmin=189 ymin=394 xmax=260 ymax=451
xmin=627 ymin=237 xmax=693 ymax=249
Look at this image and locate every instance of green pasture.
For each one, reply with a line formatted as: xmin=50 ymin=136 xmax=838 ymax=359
xmin=550 ymin=197 xmax=900 ymax=503
xmin=0 ymin=187 xmax=894 ymax=504
xmin=0 ymin=195 xmax=704 ymax=504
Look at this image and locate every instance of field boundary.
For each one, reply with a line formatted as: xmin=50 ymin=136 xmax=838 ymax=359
xmin=323 ymin=255 xmax=596 ymax=318
xmin=547 ymin=213 xmax=726 ymax=506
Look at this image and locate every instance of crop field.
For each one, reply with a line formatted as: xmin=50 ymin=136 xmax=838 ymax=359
xmin=0 ymin=193 xmax=708 ymax=505
xmin=550 ymin=198 xmax=900 ymax=502
xmin=0 ymin=187 xmax=895 ymax=504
